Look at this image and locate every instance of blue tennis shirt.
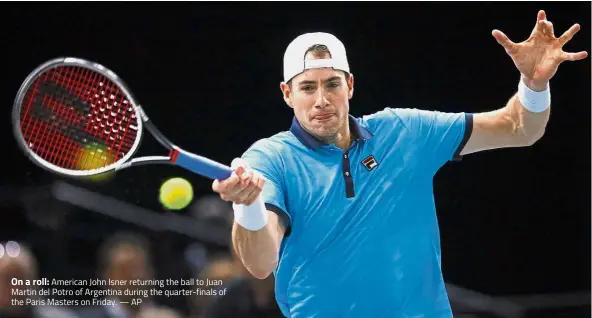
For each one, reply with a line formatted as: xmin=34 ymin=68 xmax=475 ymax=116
xmin=241 ymin=107 xmax=472 ymax=317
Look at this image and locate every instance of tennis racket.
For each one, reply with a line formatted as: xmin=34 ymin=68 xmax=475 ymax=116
xmin=12 ymin=57 xmax=233 ymax=180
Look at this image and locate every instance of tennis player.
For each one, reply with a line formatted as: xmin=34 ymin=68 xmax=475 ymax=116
xmin=212 ymin=10 xmax=586 ymax=317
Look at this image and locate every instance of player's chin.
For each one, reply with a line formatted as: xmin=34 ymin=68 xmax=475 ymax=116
xmin=311 ymin=124 xmax=340 ymax=138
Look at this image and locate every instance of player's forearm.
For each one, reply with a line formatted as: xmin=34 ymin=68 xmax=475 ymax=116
xmin=502 ymin=77 xmax=550 ymax=145
xmin=232 ymin=212 xmax=282 ymax=279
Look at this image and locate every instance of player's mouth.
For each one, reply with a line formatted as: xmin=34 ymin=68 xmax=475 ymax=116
xmin=312 ymin=113 xmax=334 ymax=121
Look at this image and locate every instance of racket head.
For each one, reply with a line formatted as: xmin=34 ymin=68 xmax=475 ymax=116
xmin=12 ymin=57 xmax=145 ymax=177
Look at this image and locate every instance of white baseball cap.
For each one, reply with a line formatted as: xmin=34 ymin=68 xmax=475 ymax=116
xmin=283 ymin=32 xmax=350 ymax=82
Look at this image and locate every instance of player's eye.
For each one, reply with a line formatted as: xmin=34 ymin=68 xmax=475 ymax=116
xmin=301 ymin=86 xmax=315 ymax=91
xmin=327 ymin=82 xmax=340 ymax=88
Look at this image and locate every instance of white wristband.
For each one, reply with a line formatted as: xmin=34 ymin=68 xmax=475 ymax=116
xmin=233 ymin=197 xmax=268 ymax=231
xmin=517 ymin=80 xmax=551 ymax=113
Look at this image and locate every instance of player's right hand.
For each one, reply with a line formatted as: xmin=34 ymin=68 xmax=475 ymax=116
xmin=212 ymin=158 xmax=265 ymax=205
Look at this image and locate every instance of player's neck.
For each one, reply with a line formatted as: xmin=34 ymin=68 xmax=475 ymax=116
xmin=333 ymin=130 xmax=351 ymax=151
xmin=318 ymin=120 xmax=351 ymax=150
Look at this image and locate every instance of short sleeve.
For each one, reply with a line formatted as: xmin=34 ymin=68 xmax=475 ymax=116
xmin=390 ymin=108 xmax=473 ymax=172
xmin=241 ymin=140 xmax=292 ymax=235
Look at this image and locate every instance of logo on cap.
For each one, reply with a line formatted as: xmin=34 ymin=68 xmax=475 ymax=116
xmin=361 ymin=155 xmax=378 ymax=171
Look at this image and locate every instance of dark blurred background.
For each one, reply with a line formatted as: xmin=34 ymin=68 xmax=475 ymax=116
xmin=0 ymin=2 xmax=590 ymax=318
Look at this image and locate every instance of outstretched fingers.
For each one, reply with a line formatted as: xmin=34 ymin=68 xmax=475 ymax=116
xmin=530 ymin=10 xmax=547 ymax=37
xmin=558 ymin=24 xmax=581 ymax=47
xmin=540 ymin=19 xmax=555 ymax=38
xmin=492 ymin=30 xmax=518 ymax=54
xmin=561 ymin=51 xmax=589 ymax=62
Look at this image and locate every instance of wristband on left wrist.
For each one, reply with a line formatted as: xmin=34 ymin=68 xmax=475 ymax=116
xmin=517 ymin=79 xmax=551 ymax=113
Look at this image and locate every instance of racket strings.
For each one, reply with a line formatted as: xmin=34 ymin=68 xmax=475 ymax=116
xmin=19 ymin=65 xmax=139 ymax=171
xmin=21 ymin=70 xmax=83 ymax=169
xmin=23 ymin=67 xmax=92 ymax=168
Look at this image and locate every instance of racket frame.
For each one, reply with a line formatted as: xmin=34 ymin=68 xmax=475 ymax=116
xmin=13 ymin=57 xmax=147 ymax=177
xmin=14 ymin=57 xmax=233 ymax=181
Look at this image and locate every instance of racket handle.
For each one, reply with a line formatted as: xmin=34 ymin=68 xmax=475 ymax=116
xmin=173 ymin=148 xmax=233 ymax=180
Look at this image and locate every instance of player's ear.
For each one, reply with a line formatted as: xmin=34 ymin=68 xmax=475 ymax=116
xmin=280 ymin=82 xmax=293 ymax=108
xmin=347 ymin=73 xmax=354 ymax=100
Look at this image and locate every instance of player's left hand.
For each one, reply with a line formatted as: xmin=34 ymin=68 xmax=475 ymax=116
xmin=492 ymin=10 xmax=588 ymax=90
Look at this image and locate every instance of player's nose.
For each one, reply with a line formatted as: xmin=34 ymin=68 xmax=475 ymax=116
xmin=313 ymin=88 xmax=330 ymax=108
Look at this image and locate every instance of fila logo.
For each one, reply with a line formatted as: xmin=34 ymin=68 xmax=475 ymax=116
xmin=362 ymin=155 xmax=378 ymax=171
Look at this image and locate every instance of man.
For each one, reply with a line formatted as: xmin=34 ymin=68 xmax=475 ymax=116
xmin=212 ymin=10 xmax=587 ymax=317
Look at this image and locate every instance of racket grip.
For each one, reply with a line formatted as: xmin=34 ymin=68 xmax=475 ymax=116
xmin=173 ymin=148 xmax=233 ymax=180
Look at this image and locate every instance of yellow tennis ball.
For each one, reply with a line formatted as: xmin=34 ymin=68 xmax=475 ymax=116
xmin=159 ymin=177 xmax=194 ymax=210
xmin=77 ymin=143 xmax=115 ymax=170
xmin=77 ymin=143 xmax=116 ymax=183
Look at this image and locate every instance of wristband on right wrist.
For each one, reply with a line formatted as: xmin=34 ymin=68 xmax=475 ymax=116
xmin=233 ymin=197 xmax=268 ymax=231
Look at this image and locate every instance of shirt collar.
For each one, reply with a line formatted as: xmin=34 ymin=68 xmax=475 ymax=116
xmin=290 ymin=114 xmax=374 ymax=149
